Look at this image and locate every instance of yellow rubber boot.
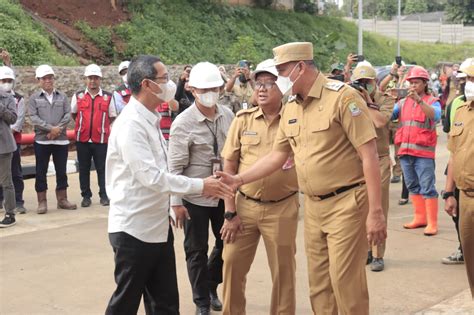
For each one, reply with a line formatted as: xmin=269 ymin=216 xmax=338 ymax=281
xmin=424 ymin=198 xmax=438 ymax=236
xmin=403 ymin=194 xmax=427 ymax=229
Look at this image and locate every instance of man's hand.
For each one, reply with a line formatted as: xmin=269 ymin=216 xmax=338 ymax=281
xmin=444 ymin=196 xmax=457 ymax=217
xmin=215 ymin=171 xmax=241 ymax=191
xmin=233 ymin=67 xmax=242 ymax=78
xmin=241 ymin=67 xmax=250 ymax=80
xmin=408 ymin=87 xmax=421 ymax=103
xmin=220 ymin=215 xmax=244 ymax=243
xmin=1 ymin=49 xmax=11 ymax=66
xmin=366 ymin=209 xmax=387 ymax=246
xmin=171 ymin=205 xmax=190 ymax=229
xmin=50 ymin=126 xmax=62 ymax=137
xmin=346 ymin=53 xmax=357 ymax=66
xmin=202 ymin=176 xmax=234 ymax=200
xmin=180 ymin=71 xmax=189 ymax=81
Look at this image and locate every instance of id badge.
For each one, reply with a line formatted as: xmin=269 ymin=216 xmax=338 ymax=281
xmin=242 ymin=102 xmax=248 ymax=110
xmin=211 ymin=158 xmax=222 ymax=174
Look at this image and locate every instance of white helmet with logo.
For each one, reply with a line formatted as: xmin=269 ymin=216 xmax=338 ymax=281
xmin=35 ymin=65 xmax=55 ymax=79
xmin=84 ymin=64 xmax=102 ymax=77
xmin=118 ymin=60 xmax=130 ymax=74
xmin=188 ymin=62 xmax=224 ymax=89
xmin=0 ymin=66 xmax=15 ymax=80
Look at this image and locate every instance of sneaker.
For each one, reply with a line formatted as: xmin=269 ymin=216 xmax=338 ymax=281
xmin=366 ymin=250 xmax=373 ymax=265
xmin=0 ymin=214 xmax=16 ymax=228
xmin=371 ymin=258 xmax=385 ymax=272
xmin=391 ymin=175 xmax=401 ymax=183
xmin=100 ymin=197 xmax=110 ymax=206
xmin=81 ymin=197 xmax=92 ymax=208
xmin=398 ymin=198 xmax=409 ymax=205
xmin=441 ymin=249 xmax=464 ymax=265
xmin=16 ymin=205 xmax=27 ymax=214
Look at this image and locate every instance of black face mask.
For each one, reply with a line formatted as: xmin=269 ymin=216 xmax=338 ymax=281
xmin=329 ymin=74 xmax=345 ymax=82
xmin=239 ymin=74 xmax=248 ymax=83
xmin=460 ymin=82 xmax=466 ymax=97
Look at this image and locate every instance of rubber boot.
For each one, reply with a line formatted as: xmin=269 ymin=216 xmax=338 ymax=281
xmin=37 ymin=191 xmax=48 ymax=214
xmin=424 ymin=198 xmax=438 ymax=236
xmin=403 ymin=194 xmax=427 ymax=229
xmin=56 ymin=189 xmax=77 ymax=210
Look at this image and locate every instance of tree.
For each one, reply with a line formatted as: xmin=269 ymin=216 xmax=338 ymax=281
xmin=376 ymin=0 xmax=397 ymax=20
xmin=446 ymin=0 xmax=474 ymax=25
xmin=404 ymin=0 xmax=428 ymax=14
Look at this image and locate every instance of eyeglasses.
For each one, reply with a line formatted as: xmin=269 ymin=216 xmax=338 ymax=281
xmin=152 ymin=74 xmax=169 ymax=82
xmin=255 ymin=81 xmax=276 ymax=90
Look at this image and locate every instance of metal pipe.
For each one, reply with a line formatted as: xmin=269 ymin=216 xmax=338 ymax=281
xmin=358 ymin=0 xmax=363 ymax=55
xmin=397 ymin=0 xmax=401 ymax=56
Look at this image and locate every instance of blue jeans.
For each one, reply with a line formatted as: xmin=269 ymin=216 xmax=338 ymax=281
xmin=400 ymin=155 xmax=438 ymax=198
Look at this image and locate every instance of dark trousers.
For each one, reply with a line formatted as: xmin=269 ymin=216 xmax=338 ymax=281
xmin=106 ymin=229 xmax=179 ymax=315
xmin=401 ymin=174 xmax=409 ymax=199
xmin=453 ymin=188 xmax=462 ymax=252
xmin=183 ymin=200 xmax=224 ymax=308
xmin=0 ymin=146 xmax=24 ymax=206
xmin=76 ymin=142 xmax=108 ymax=199
xmin=34 ymin=143 xmax=69 ymax=192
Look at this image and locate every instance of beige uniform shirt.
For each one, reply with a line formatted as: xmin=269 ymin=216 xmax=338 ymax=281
xmin=273 ymin=74 xmax=377 ymax=196
xmin=222 ymin=106 xmax=298 ymax=201
xmin=373 ymin=90 xmax=396 ymax=157
xmin=232 ymin=81 xmax=254 ymax=109
xmin=448 ymin=102 xmax=474 ymax=190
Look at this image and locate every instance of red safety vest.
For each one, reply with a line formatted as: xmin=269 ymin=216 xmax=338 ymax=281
xmin=156 ymin=102 xmax=172 ymax=140
xmin=74 ymin=90 xmax=113 ymax=144
xmin=394 ymin=94 xmax=438 ymax=159
xmin=116 ymin=84 xmax=131 ymax=104
xmin=13 ymin=93 xmax=23 ymax=144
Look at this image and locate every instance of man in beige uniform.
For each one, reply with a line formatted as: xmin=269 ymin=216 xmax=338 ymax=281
xmin=352 ymin=64 xmax=396 ymax=272
xmin=217 ymin=42 xmax=387 ymax=315
xmin=444 ymin=57 xmax=474 ymax=298
xmin=220 ymin=59 xmax=299 ymax=315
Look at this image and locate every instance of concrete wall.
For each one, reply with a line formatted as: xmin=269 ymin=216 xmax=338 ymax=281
xmin=345 ymin=18 xmax=474 ymax=44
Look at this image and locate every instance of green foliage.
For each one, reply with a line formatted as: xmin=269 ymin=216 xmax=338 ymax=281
xmin=227 ymin=36 xmax=259 ymax=65
xmin=404 ymin=0 xmax=428 ymax=14
xmin=294 ymin=0 xmax=317 ymax=14
xmin=376 ymin=0 xmax=398 ymax=20
xmin=0 ymin=0 xmax=77 ymax=65
xmin=75 ymin=21 xmax=115 ymax=58
xmin=446 ymin=0 xmax=474 ymax=25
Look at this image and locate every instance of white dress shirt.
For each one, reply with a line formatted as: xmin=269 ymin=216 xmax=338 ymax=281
xmin=106 ymin=96 xmax=204 ymax=243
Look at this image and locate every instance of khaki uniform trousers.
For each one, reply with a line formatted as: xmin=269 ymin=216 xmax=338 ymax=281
xmin=460 ymin=191 xmax=474 ymax=298
xmin=304 ymin=185 xmax=369 ymax=315
xmin=222 ymin=192 xmax=299 ymax=315
xmin=372 ymin=155 xmax=391 ymax=258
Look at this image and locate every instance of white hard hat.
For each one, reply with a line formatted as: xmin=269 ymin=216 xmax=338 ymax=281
xmin=356 ymin=60 xmax=373 ymax=68
xmin=251 ymin=59 xmax=278 ymax=80
xmin=84 ymin=64 xmax=102 ymax=77
xmin=460 ymin=57 xmax=474 ymax=77
xmin=35 ymin=65 xmax=55 ymax=79
xmin=118 ymin=60 xmax=130 ymax=73
xmin=0 ymin=66 xmax=15 ymax=80
xmin=430 ymin=73 xmax=438 ymax=80
xmin=456 ymin=72 xmax=467 ymax=79
xmin=188 ymin=62 xmax=224 ymax=89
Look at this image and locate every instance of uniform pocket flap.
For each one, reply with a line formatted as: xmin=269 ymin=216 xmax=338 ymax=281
xmin=240 ymin=135 xmax=261 ymax=145
xmin=311 ymin=119 xmax=330 ymax=132
xmin=286 ymin=125 xmax=300 ymax=137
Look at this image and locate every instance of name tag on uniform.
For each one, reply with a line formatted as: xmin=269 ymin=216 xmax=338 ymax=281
xmin=211 ymin=158 xmax=222 ymax=174
xmin=288 ymin=119 xmax=297 ymax=124
xmin=243 ymin=130 xmax=257 ymax=136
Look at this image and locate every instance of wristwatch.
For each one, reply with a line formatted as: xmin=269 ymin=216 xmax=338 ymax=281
xmin=441 ymin=190 xmax=455 ymax=200
xmin=224 ymin=211 xmax=237 ymax=221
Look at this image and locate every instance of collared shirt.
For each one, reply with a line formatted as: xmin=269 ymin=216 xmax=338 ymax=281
xmin=28 ymin=89 xmax=71 ymax=145
xmin=273 ymin=75 xmax=377 ymax=196
xmin=10 ymin=91 xmax=26 ymax=133
xmin=222 ymin=105 xmax=298 ymax=200
xmin=168 ymin=103 xmax=234 ymax=207
xmin=448 ymin=101 xmax=474 ymax=190
xmin=232 ymin=79 xmax=254 ymax=109
xmin=373 ymin=89 xmax=396 ymax=157
xmin=70 ymin=88 xmax=118 ymax=117
xmin=106 ymin=96 xmax=204 ymax=243
xmin=391 ymin=98 xmax=442 ymax=122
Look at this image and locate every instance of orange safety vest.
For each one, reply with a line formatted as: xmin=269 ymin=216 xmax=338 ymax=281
xmin=74 ymin=91 xmax=113 ymax=144
xmin=394 ymin=94 xmax=438 ymax=159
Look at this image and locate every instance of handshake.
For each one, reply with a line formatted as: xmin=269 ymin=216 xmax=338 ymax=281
xmin=201 ymin=171 xmax=242 ymax=200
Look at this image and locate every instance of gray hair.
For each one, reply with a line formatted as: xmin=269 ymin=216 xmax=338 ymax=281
xmin=128 ymin=55 xmax=162 ymax=95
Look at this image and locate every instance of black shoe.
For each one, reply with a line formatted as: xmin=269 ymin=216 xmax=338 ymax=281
xmin=81 ymin=197 xmax=92 ymax=207
xmin=195 ymin=306 xmax=210 ymax=315
xmin=366 ymin=250 xmax=373 ymax=265
xmin=370 ymin=258 xmax=385 ymax=272
xmin=0 ymin=214 xmax=16 ymax=228
xmin=16 ymin=205 xmax=27 ymax=214
xmin=100 ymin=197 xmax=110 ymax=206
xmin=390 ymin=175 xmax=401 ymax=183
xmin=210 ymin=288 xmax=223 ymax=311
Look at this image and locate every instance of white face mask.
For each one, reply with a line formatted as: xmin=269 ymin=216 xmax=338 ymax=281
xmin=0 ymin=82 xmax=13 ymax=93
xmin=276 ymin=63 xmax=300 ymax=96
xmin=149 ymin=79 xmax=176 ymax=102
xmin=465 ymin=81 xmax=474 ymax=101
xmin=122 ymin=74 xmax=128 ymax=84
xmin=197 ymin=91 xmax=219 ymax=108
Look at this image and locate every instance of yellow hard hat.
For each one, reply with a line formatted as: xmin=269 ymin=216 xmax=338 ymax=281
xmin=459 ymin=57 xmax=474 ymax=77
xmin=351 ymin=65 xmax=376 ymax=81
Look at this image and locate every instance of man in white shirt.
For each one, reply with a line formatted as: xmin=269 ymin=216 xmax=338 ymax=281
xmin=105 ymin=55 xmax=234 ymax=315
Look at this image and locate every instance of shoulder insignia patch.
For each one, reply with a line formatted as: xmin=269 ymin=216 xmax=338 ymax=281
xmin=349 ymin=103 xmax=362 ymax=117
xmin=236 ymin=106 xmax=259 ymax=117
xmin=325 ymin=81 xmax=345 ymax=92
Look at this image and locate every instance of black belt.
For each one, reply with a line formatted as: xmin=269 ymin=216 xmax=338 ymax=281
xmin=312 ymin=182 xmax=365 ymax=201
xmin=238 ymin=190 xmax=298 ymax=204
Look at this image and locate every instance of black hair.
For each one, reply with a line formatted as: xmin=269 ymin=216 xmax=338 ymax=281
xmin=127 ymin=55 xmax=162 ymax=95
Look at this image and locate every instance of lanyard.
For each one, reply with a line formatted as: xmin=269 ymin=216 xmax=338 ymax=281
xmin=204 ymin=119 xmax=219 ymax=157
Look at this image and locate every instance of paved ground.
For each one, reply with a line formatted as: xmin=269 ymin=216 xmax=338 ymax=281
xmin=1 ymin=131 xmax=473 ymax=315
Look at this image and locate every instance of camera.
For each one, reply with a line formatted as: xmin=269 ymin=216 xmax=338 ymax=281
xmin=349 ymin=80 xmax=366 ymax=92
xmin=395 ymin=88 xmax=409 ymax=98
